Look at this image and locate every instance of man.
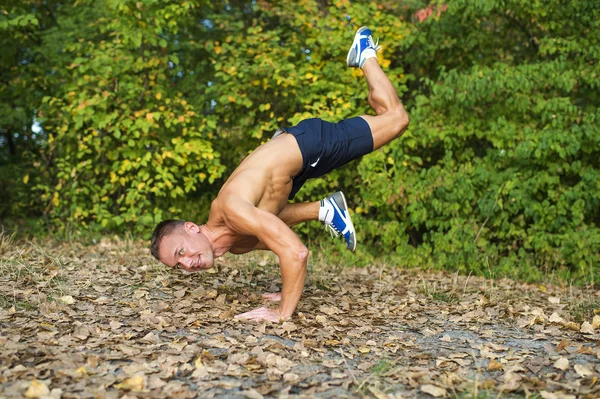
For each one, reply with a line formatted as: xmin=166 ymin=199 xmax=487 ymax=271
xmin=150 ymin=26 xmax=409 ymax=322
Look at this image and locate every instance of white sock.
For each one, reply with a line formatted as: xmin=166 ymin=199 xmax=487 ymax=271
xmin=318 ymin=199 xmax=334 ymax=224
xmin=360 ymin=48 xmax=378 ymax=68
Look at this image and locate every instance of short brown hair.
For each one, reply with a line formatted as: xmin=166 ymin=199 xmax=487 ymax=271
xmin=150 ymin=219 xmax=185 ymax=260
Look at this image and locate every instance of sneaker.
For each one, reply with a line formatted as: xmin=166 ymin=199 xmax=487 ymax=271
xmin=323 ymin=191 xmax=357 ymax=251
xmin=346 ymin=26 xmax=381 ymax=68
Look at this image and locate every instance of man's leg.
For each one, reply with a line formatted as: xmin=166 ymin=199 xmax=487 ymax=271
xmin=277 ymin=201 xmax=319 ymax=228
xmin=359 ymin=58 xmax=409 ymax=150
xmin=347 ymin=26 xmax=409 ymax=150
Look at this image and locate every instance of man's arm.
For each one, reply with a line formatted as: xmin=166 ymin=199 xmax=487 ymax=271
xmin=223 ymin=199 xmax=308 ymax=321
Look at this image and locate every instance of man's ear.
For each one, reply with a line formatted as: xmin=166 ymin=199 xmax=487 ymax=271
xmin=184 ymin=221 xmax=200 ymax=234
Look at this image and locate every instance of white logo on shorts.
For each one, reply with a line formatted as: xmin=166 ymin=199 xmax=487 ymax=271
xmin=310 ymin=157 xmax=321 ymax=168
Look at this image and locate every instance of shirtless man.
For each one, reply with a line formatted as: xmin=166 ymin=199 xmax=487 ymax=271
xmin=150 ymin=26 xmax=409 ymax=322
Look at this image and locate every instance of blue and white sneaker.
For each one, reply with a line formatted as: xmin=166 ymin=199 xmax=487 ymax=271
xmin=323 ymin=191 xmax=357 ymax=251
xmin=346 ymin=26 xmax=381 ymax=68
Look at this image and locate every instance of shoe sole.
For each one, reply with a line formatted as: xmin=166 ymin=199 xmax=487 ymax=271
xmin=346 ymin=26 xmax=369 ymax=67
xmin=332 ymin=191 xmax=357 ymax=251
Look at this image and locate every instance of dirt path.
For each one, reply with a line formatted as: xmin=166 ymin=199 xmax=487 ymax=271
xmin=1 ymin=238 xmax=599 ymax=398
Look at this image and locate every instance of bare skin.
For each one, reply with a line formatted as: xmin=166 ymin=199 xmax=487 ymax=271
xmin=157 ymin=57 xmax=409 ymax=322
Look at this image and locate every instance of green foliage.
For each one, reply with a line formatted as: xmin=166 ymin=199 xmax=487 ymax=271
xmin=34 ymin=0 xmax=225 ymax=232
xmin=1 ymin=0 xmax=598 ymax=283
xmin=352 ymin=0 xmax=600 ymax=281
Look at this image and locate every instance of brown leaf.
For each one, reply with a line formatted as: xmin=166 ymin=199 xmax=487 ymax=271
xmin=556 ymin=339 xmax=569 ymax=352
xmin=487 ymin=359 xmax=503 ymax=371
xmin=420 ymin=384 xmax=447 ymax=397
xmin=174 ymin=288 xmax=187 ymax=298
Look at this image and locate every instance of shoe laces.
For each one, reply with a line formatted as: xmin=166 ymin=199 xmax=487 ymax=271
xmin=325 ymin=223 xmax=340 ymax=239
xmin=367 ymin=36 xmax=382 ymax=52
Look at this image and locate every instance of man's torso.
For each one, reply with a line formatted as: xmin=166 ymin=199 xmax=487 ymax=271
xmin=207 ymin=133 xmax=303 ymax=252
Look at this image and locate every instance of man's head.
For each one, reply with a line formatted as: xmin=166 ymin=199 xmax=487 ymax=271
xmin=150 ymin=219 xmax=214 ymax=272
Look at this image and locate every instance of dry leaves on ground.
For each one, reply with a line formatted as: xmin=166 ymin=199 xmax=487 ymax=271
xmin=1 ymin=236 xmax=599 ymax=398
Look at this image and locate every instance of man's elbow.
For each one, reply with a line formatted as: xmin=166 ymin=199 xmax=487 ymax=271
xmin=392 ymin=106 xmax=410 ymax=136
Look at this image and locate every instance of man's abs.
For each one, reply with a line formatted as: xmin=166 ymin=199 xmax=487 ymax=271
xmin=218 ymin=133 xmax=303 ymax=213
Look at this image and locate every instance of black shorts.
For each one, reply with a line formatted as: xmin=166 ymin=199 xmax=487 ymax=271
xmin=277 ymin=117 xmax=374 ymax=200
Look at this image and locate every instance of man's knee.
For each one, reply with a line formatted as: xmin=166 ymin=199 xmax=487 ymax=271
xmin=297 ymin=246 xmax=309 ymax=262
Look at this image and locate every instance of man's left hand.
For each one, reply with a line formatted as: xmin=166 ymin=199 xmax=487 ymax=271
xmin=235 ymin=306 xmax=283 ymax=322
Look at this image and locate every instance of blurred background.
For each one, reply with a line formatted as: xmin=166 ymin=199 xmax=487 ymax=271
xmin=0 ymin=0 xmax=598 ymax=283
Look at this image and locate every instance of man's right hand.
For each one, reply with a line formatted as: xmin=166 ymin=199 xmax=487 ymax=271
xmin=262 ymin=292 xmax=281 ymax=302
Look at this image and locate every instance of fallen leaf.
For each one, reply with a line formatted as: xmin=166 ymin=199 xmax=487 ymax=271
xmin=574 ymin=364 xmax=593 ymax=377
xmin=115 ymin=375 xmax=144 ymax=391
xmin=549 ymin=313 xmax=564 ymax=323
xmin=556 ymin=339 xmax=569 ymax=352
xmin=25 ymin=380 xmax=50 ymax=398
xmin=421 ymin=384 xmax=447 ymax=397
xmin=440 ymin=335 xmax=452 ymax=342
xmin=580 ymin=321 xmax=594 ymax=334
xmin=564 ymin=321 xmax=580 ymax=331
xmin=488 ymin=359 xmax=503 ymax=371
xmin=59 ymin=295 xmax=75 ymax=305
xmin=593 ymin=315 xmax=600 ymax=329
xmin=553 ymin=357 xmax=569 ymax=371
xmin=240 ymin=389 xmax=264 ymax=399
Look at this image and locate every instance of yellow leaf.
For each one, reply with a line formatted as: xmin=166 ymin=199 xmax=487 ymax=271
xmin=155 ymin=92 xmax=162 ymax=100
xmin=265 ymin=103 xmax=271 ymax=111
xmin=52 ymin=192 xmax=59 ymax=207
xmin=195 ymin=357 xmax=203 ymax=368
xmin=145 ymin=112 xmax=154 ymax=121
xmin=23 ymin=174 xmax=29 ymax=184
xmin=228 ymin=96 xmax=236 ymax=103
xmin=137 ymin=182 xmax=145 ymax=190
xmin=215 ymin=45 xmax=222 ymax=54
xmin=59 ymin=295 xmax=75 ymax=305
xmin=305 ymin=73 xmax=314 ymax=79
xmin=115 ymin=375 xmax=144 ymax=391
xmin=25 ymin=380 xmax=50 ymax=398
xmin=76 ymin=366 xmax=88 ymax=377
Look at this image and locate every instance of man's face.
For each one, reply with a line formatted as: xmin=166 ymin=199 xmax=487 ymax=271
xmin=158 ymin=222 xmax=214 ymax=272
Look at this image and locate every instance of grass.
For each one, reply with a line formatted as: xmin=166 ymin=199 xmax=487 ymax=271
xmin=566 ymin=297 xmax=600 ymax=323
xmin=419 ymin=276 xmax=461 ymax=304
xmin=370 ymin=359 xmax=394 ymax=375
xmin=0 ymin=294 xmax=36 ymax=310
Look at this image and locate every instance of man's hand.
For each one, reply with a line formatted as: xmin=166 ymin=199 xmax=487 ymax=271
xmin=262 ymin=292 xmax=281 ymax=302
xmin=235 ymin=306 xmax=283 ymax=322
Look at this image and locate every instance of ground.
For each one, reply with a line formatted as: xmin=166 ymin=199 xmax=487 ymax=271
xmin=1 ymin=235 xmax=599 ymax=399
